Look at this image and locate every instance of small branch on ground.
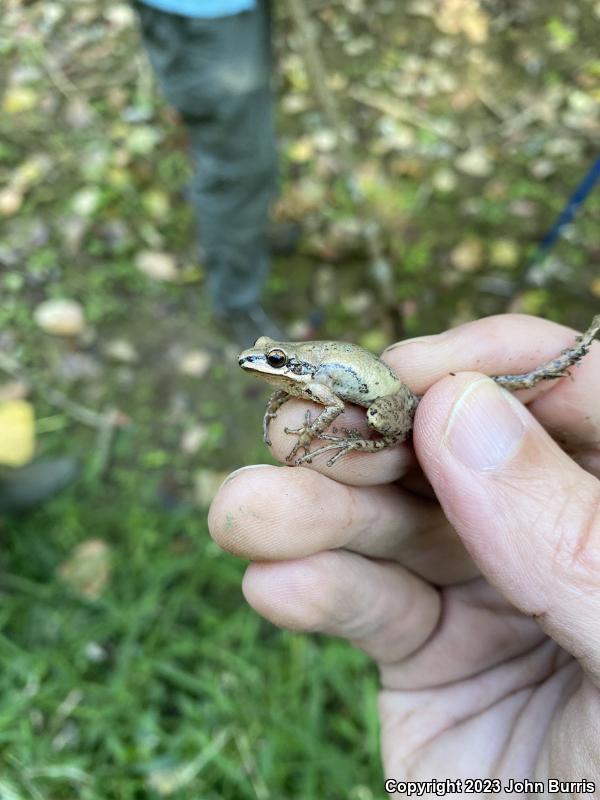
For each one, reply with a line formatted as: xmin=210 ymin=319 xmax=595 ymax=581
xmin=0 ymin=351 xmax=120 ymax=430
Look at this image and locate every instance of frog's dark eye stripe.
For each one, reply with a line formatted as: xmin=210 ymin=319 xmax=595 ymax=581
xmin=266 ymin=349 xmax=287 ymax=368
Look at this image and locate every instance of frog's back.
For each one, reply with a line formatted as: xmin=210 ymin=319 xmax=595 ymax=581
xmin=311 ymin=341 xmax=401 ymax=405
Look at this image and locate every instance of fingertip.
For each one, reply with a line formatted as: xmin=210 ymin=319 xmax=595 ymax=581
xmin=207 ymin=464 xmax=285 ymax=555
xmin=242 ymin=556 xmax=336 ymax=632
xmin=209 ymin=464 xmax=356 ymax=560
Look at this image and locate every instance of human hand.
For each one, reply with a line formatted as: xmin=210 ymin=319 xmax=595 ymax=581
xmin=208 ymin=314 xmax=600 ymax=794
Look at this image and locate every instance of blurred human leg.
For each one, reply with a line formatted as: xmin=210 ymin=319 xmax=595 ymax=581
xmin=135 ymin=1 xmax=280 ymax=339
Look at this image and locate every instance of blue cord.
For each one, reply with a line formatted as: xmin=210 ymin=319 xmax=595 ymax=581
xmin=527 ymin=154 xmax=600 ymax=272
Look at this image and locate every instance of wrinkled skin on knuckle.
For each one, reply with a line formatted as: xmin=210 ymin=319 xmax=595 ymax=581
xmin=551 ymin=482 xmax=600 ymax=584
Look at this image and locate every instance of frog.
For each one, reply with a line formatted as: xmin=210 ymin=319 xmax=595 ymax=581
xmin=238 ymin=316 xmax=600 ymax=467
xmin=238 ymin=337 xmax=420 ymax=466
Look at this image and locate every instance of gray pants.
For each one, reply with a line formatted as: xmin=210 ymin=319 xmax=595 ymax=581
xmin=135 ymin=1 xmax=278 ymax=314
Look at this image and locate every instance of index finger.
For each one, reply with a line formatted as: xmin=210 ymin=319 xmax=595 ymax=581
xmin=384 ymin=313 xmax=600 ymax=449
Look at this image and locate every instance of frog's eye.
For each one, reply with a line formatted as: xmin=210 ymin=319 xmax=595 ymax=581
xmin=266 ymin=349 xmax=287 ymax=368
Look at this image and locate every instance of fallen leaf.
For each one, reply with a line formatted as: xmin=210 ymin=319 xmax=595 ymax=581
xmin=13 ymin=155 xmax=52 ymax=188
xmin=60 ymin=216 xmax=88 ymax=253
xmin=85 ymin=642 xmax=107 ymax=663
xmin=434 ymin=0 xmax=489 ymax=43
xmin=106 ymin=167 xmax=130 ymax=189
xmin=489 ymin=238 xmax=520 ymax=269
xmin=142 ymin=190 xmax=170 ymax=218
xmin=0 ymin=187 xmax=23 ymax=216
xmin=71 ymin=187 xmax=101 ymax=217
xmin=281 ymin=93 xmax=310 ymax=114
xmin=0 ymin=155 xmax=51 ymax=216
xmin=104 ymin=3 xmax=135 ymax=28
xmin=0 ymin=401 xmax=35 ymax=467
xmin=432 ymin=167 xmax=457 ymax=192
xmin=450 ymin=237 xmax=484 ymax=271
xmin=2 ymin=86 xmax=38 ymax=114
xmin=104 ymin=339 xmax=139 ymax=364
xmin=135 ymin=250 xmax=178 ymax=282
xmin=455 ymin=147 xmax=493 ymax=177
xmin=57 ymin=539 xmax=111 ymax=600
xmin=127 ymin=126 xmax=162 ymax=155
xmin=312 ymin=129 xmax=338 ymax=152
xmin=288 ymin=137 xmax=314 ymax=163
xmin=178 ymin=350 xmax=211 ymax=378
xmin=508 ymin=199 xmax=537 ymax=218
xmin=327 ymin=72 xmax=349 ymax=91
xmin=180 ymin=424 xmax=210 ymax=455
xmin=276 ymin=177 xmax=326 ymax=216
xmin=34 ymin=299 xmax=86 ymax=336
xmin=342 ymin=291 xmax=374 ymax=314
xmin=344 ymin=34 xmax=374 ymax=56
xmin=65 ymin=96 xmax=94 ymax=129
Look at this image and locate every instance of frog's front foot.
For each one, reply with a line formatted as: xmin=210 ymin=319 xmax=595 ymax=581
xmin=263 ymin=390 xmax=291 ymax=447
xmin=263 ymin=413 xmax=277 ymax=446
xmin=284 ymin=410 xmax=316 ymax=462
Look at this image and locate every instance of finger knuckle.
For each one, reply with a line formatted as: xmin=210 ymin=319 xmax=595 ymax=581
xmin=552 ymin=483 xmax=600 ymax=582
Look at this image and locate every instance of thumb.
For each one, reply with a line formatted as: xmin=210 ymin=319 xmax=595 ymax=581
xmin=414 ymin=372 xmax=600 ymax=681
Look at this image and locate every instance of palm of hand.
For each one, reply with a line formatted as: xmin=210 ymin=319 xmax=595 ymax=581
xmin=377 ymin=574 xmax=592 ymax=785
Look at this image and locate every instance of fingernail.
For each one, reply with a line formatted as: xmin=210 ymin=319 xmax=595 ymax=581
xmin=445 ymin=378 xmax=525 ymax=471
xmin=383 ymin=334 xmax=442 ymax=354
xmin=222 ymin=464 xmax=272 ymax=485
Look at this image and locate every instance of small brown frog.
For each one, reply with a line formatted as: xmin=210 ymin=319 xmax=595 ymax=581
xmin=238 ymin=316 xmax=600 ymax=466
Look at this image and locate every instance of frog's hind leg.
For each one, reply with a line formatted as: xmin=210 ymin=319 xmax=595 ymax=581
xmin=263 ymin=390 xmax=291 ymax=445
xmin=295 ymin=387 xmax=419 ymax=467
xmin=492 ymin=314 xmax=600 ymax=391
xmin=365 ymin=387 xmax=419 ymax=441
xmin=295 ymin=433 xmax=398 ymax=467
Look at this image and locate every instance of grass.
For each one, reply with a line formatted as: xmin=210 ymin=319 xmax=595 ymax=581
xmin=1 ymin=477 xmax=382 ymax=799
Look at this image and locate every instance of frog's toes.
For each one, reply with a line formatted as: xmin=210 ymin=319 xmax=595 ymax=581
xmin=285 ymin=441 xmax=300 ymax=461
xmin=326 ymin=445 xmax=356 ymax=466
xmin=295 ymin=450 xmax=315 ymax=466
xmin=284 ymin=410 xmax=313 ymax=437
xmin=316 ymin=433 xmax=347 ymax=443
xmin=287 ymin=442 xmax=312 ymax=463
xmin=284 ymin=426 xmax=301 ymax=436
